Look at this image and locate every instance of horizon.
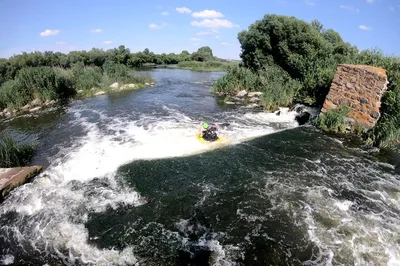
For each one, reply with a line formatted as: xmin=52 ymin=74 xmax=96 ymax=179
xmin=1 ymin=0 xmax=399 ymax=60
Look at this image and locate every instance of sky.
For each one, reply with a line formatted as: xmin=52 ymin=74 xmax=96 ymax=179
xmin=0 ymin=0 xmax=399 ymax=60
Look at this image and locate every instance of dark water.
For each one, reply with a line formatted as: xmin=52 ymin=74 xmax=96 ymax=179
xmin=0 ymin=69 xmax=399 ymax=266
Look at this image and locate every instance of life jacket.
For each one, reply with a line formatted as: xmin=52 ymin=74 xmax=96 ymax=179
xmin=202 ymin=127 xmax=218 ymax=142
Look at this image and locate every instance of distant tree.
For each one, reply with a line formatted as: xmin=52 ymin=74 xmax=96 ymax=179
xmin=191 ymin=46 xmax=214 ymax=62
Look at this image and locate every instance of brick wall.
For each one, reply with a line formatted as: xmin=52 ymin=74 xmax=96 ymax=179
xmin=321 ymin=64 xmax=388 ymax=129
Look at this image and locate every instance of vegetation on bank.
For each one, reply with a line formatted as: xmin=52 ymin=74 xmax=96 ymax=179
xmin=211 ymin=14 xmax=400 ymax=148
xmin=176 ymin=60 xmax=238 ymax=72
xmin=0 ymin=45 xmax=231 ymax=113
xmin=0 ymin=62 xmax=153 ymax=112
xmin=0 ymin=133 xmax=37 ymax=168
xmin=315 ymin=106 xmax=350 ymax=134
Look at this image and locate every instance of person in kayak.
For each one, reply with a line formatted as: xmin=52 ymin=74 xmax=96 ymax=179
xmin=198 ymin=121 xmax=221 ymax=142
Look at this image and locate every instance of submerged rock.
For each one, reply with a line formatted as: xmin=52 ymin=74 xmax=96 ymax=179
xmin=295 ymin=112 xmax=312 ymax=125
xmin=77 ymin=89 xmax=84 ymax=94
xmin=0 ymin=166 xmax=42 ymax=201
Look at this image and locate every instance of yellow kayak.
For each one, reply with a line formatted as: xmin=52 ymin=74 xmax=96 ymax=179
xmin=195 ymin=133 xmax=231 ymax=144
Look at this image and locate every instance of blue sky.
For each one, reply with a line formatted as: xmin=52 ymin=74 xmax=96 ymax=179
xmin=0 ymin=0 xmax=399 ymax=59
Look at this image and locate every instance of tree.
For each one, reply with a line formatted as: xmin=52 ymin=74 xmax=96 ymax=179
xmin=237 ymin=14 xmax=356 ymax=104
xmin=191 ymin=46 xmax=213 ymax=62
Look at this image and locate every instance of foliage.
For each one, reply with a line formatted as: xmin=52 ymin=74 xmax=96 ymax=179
xmin=0 ymin=47 xmax=218 ymax=86
xmin=0 ymin=133 xmax=37 ymax=168
xmin=316 ymin=105 xmax=350 ymax=133
xmin=354 ymin=49 xmax=400 ymax=147
xmin=212 ymin=64 xmax=302 ymax=110
xmin=16 ymin=66 xmax=76 ymax=102
xmin=71 ymin=65 xmax=103 ymax=91
xmin=211 ymin=13 xmax=400 ymax=147
xmin=177 ymin=60 xmax=236 ymax=71
xmin=191 ymin=46 xmax=214 ymax=62
xmin=0 ymin=79 xmax=29 ymax=110
xmin=237 ymin=14 xmax=357 ymax=105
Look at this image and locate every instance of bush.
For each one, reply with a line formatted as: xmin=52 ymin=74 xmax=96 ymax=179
xmin=16 ymin=66 xmax=76 ymax=102
xmin=211 ymin=64 xmax=302 ymax=110
xmin=237 ymin=14 xmax=357 ymax=105
xmin=316 ymin=105 xmax=350 ymax=133
xmin=71 ymin=65 xmax=103 ymax=90
xmin=0 ymin=79 xmax=30 ymax=110
xmin=211 ymin=64 xmax=260 ymax=93
xmin=0 ymin=133 xmax=37 ymax=168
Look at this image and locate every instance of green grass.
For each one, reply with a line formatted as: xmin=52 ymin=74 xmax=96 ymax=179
xmin=211 ymin=64 xmax=302 ymax=111
xmin=315 ymin=105 xmax=350 ymax=133
xmin=0 ymin=133 xmax=37 ymax=168
xmin=176 ymin=60 xmax=237 ymax=72
xmin=0 ymin=63 xmax=155 ymax=111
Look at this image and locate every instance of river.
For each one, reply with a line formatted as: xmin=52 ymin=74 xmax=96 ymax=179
xmin=0 ymin=69 xmax=399 ymax=266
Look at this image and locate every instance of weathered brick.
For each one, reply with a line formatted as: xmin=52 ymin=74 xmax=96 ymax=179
xmin=321 ymin=64 xmax=388 ymax=130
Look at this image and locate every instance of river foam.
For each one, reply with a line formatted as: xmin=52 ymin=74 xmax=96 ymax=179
xmin=0 ymin=103 xmax=301 ymax=265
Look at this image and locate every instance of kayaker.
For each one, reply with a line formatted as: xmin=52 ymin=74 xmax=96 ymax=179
xmin=198 ymin=121 xmax=220 ymax=142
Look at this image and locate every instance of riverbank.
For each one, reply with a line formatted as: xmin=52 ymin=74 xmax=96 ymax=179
xmin=171 ymin=60 xmax=237 ymax=72
xmin=0 ymin=81 xmax=156 ymax=119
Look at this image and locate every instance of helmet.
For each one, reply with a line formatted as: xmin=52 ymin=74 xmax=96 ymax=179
xmin=202 ymin=122 xmax=209 ymax=129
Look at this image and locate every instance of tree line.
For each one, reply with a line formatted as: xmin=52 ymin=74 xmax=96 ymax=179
xmin=0 ymin=46 xmax=216 ymax=86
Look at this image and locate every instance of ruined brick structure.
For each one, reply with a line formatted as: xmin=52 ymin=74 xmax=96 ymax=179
xmin=321 ymin=64 xmax=388 ymax=129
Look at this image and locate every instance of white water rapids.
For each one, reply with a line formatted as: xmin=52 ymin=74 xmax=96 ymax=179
xmin=0 ymin=104 xmax=301 ymax=265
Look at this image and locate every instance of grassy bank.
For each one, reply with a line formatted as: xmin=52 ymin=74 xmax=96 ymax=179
xmin=176 ymin=60 xmax=238 ymax=72
xmin=0 ymin=62 xmax=154 ymax=113
xmin=0 ymin=133 xmax=37 ymax=168
xmin=211 ymin=14 xmax=400 ymax=148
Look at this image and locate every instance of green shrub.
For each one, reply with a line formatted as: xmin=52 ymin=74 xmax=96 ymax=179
xmin=0 ymin=133 xmax=37 ymax=168
xmin=16 ymin=66 xmax=76 ymax=102
xmin=0 ymin=79 xmax=30 ymax=110
xmin=71 ymin=66 xmax=103 ymax=90
xmin=316 ymin=105 xmax=350 ymax=133
xmin=100 ymin=61 xmax=153 ymax=87
xmin=211 ymin=64 xmax=260 ymax=93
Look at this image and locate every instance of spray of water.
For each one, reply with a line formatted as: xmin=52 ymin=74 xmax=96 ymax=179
xmin=0 ymin=104 xmax=300 ymax=264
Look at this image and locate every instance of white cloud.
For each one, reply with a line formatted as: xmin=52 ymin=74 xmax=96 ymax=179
xmin=191 ymin=19 xmax=238 ymax=29
xmin=56 ymin=41 xmax=66 ymax=45
xmin=91 ymin=28 xmax=103 ymax=33
xmin=211 ymin=29 xmax=219 ymax=33
xmin=189 ymin=37 xmax=201 ymax=41
xmin=359 ymin=25 xmax=372 ymax=30
xmin=196 ymin=31 xmax=212 ymax=35
xmin=149 ymin=22 xmax=166 ymax=30
xmin=215 ymin=36 xmax=220 ymax=39
xmin=340 ymin=5 xmax=360 ymax=12
xmin=161 ymin=11 xmax=169 ymax=15
xmin=192 ymin=10 xmax=224 ymax=18
xmin=103 ymin=40 xmax=112 ymax=44
xmin=305 ymin=0 xmax=315 ymax=6
xmin=40 ymin=29 xmax=60 ymax=37
xmin=176 ymin=7 xmax=191 ymax=13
